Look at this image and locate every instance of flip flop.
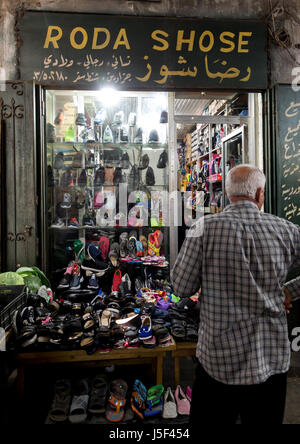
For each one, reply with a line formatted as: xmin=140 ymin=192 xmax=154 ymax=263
xmin=106 ymin=379 xmax=128 ymax=423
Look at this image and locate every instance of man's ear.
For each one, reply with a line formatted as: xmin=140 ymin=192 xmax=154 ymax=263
xmin=255 ymin=188 xmax=265 ymax=208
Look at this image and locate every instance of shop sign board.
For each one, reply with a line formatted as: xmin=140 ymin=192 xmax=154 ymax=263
xmin=275 ymin=85 xmax=300 ymax=226
xmin=19 ymin=12 xmax=268 ymax=89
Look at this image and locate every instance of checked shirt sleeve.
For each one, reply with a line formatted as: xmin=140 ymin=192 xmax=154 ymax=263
xmin=171 ymin=222 xmax=203 ymax=298
xmin=283 ymin=225 xmax=300 ymax=301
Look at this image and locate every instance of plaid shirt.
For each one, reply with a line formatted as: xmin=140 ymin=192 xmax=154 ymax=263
xmin=171 ymin=201 xmax=300 ymax=385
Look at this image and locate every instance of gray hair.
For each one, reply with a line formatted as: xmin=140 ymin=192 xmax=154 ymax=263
xmin=225 ymin=164 xmax=266 ymax=199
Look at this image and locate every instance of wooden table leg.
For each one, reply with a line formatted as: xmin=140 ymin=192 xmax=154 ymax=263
xmin=156 ymin=355 xmax=163 ymax=385
xmin=17 ymin=365 xmax=25 ymax=398
xmin=174 ymin=357 xmax=180 ymax=387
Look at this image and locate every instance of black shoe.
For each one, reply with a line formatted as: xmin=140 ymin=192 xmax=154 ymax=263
xmin=20 ymin=306 xmax=35 ymax=326
xmin=148 ymin=129 xmax=159 ymax=143
xmin=57 ymin=272 xmax=72 ymax=290
xmin=94 ymin=167 xmax=105 ymax=186
xmin=157 ymin=150 xmax=168 ymax=169
xmin=75 ymin=113 xmax=87 ymax=126
xmin=134 ymin=127 xmax=143 ymax=144
xmin=139 ymin=154 xmax=149 ymax=170
xmin=159 ymin=110 xmax=168 ymax=124
xmin=121 ymin=152 xmax=130 ymax=169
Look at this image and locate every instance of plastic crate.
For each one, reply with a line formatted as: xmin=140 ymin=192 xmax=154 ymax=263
xmin=0 ymin=287 xmax=27 ymax=331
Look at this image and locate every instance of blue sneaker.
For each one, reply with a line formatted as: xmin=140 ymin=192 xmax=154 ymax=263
xmin=88 ymin=274 xmax=99 ymax=290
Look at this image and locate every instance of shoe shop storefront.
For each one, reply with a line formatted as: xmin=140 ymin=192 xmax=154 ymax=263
xmin=0 ymin=8 xmax=299 ymax=425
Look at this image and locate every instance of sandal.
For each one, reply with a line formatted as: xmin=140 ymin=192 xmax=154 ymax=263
xmin=106 ymin=379 xmax=128 ymax=423
xmin=147 ymin=384 xmax=164 ymax=408
xmin=69 ymin=379 xmax=89 ymax=424
xmin=49 ymin=379 xmax=72 ymax=423
xmin=88 ymin=376 xmax=108 ymax=414
xmin=131 ymin=379 xmax=147 ymax=419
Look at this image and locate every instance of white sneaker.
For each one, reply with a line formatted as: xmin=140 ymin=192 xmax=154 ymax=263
xmin=51 ymin=218 xmax=64 ymax=228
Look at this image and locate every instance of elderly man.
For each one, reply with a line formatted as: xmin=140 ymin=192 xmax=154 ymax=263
xmin=171 ymin=164 xmax=300 ymax=425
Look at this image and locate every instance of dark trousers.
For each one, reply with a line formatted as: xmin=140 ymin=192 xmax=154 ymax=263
xmin=190 ymin=364 xmax=287 ymax=427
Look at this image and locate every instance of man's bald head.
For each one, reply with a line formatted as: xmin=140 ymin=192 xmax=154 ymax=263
xmin=225 ymin=165 xmax=266 ymax=208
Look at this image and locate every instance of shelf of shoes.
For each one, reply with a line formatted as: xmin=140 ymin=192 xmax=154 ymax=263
xmin=185 ymin=133 xmax=192 ymax=166
xmin=191 ymin=129 xmax=199 ymax=163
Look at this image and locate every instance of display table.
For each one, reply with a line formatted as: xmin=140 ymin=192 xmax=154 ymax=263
xmin=171 ymin=342 xmax=197 ymax=386
xmin=15 ymin=342 xmax=176 ymax=397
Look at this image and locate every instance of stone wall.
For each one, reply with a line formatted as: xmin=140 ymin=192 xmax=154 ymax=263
xmin=1 ymin=0 xmax=300 ymax=85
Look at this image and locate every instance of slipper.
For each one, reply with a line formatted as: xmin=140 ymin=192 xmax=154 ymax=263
xmin=128 ymin=237 xmax=137 ymax=258
xmin=69 ymin=379 xmax=89 ymax=424
xmin=119 ymin=232 xmax=129 ymax=258
xmin=139 ymin=235 xmax=148 ymax=256
xmin=49 ymin=379 xmax=72 ymax=423
xmin=148 ymin=230 xmax=163 ymax=256
xmin=88 ymin=376 xmax=108 ymax=414
xmin=109 ymin=242 xmax=120 ymax=267
xmin=106 ymin=379 xmax=128 ymax=423
xmin=131 ymin=379 xmax=147 ymax=419
xmin=147 ymin=384 xmax=164 ymax=409
xmin=144 ymin=399 xmax=163 ymax=418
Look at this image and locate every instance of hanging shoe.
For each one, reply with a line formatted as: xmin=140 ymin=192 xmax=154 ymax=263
xmin=54 ymin=152 xmax=64 ymax=170
xmin=47 ymin=123 xmax=56 ymax=143
xmin=94 ymin=108 xmax=107 ymax=125
xmin=148 ymin=129 xmax=159 ymax=143
xmin=78 ymin=169 xmax=87 ymax=187
xmin=134 ymin=127 xmax=143 ymax=144
xmin=54 ymin=108 xmax=64 ymax=126
xmin=103 ymin=125 xmax=113 ymax=143
xmin=75 ymin=113 xmax=87 ymax=126
xmin=60 ymin=193 xmax=72 ymax=209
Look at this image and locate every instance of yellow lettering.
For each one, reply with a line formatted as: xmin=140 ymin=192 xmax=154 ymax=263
xmin=176 ymin=30 xmax=196 ymax=52
xmin=70 ymin=27 xmax=88 ymax=50
xmin=43 ymin=26 xmax=63 ymax=49
xmin=199 ymin=31 xmax=214 ymax=53
xmin=92 ymin=28 xmax=111 ymax=49
xmin=238 ymin=32 xmax=252 ymax=53
xmin=152 ymin=30 xmax=169 ymax=51
xmin=220 ymin=31 xmax=235 ymax=53
xmin=113 ymin=28 xmax=130 ymax=50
